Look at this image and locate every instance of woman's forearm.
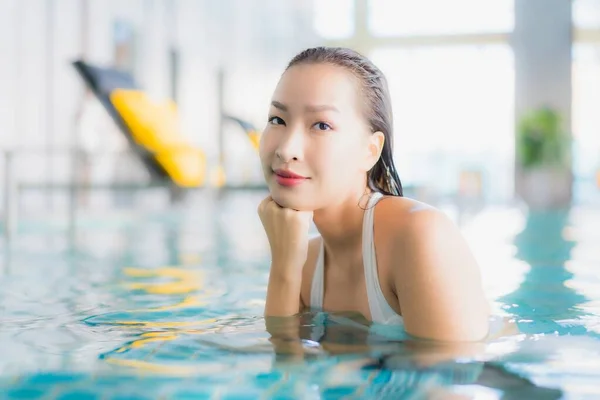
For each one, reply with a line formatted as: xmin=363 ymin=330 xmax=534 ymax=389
xmin=264 ymin=267 xmax=303 ymax=316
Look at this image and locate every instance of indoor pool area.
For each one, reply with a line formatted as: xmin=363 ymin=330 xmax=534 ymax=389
xmin=1 ymin=190 xmax=600 ymax=399
xmin=3 ymin=0 xmax=600 ymax=399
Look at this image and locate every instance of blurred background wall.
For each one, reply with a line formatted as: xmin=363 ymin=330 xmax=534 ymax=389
xmin=0 ymin=0 xmax=599 ymax=217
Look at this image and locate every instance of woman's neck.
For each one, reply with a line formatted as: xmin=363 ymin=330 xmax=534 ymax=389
xmin=312 ymin=186 xmax=372 ymax=252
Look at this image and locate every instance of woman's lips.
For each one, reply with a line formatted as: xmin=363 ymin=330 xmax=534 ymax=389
xmin=274 ymin=169 xmax=308 ymax=187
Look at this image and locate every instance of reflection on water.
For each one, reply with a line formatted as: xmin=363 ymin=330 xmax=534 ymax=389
xmin=500 ymin=210 xmax=589 ymax=333
xmin=0 ymin=192 xmax=600 ymax=398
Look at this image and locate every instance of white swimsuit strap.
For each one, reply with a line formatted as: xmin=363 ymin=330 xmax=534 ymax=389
xmin=363 ymin=192 xmax=403 ymax=324
xmin=310 ymin=238 xmax=325 ymax=309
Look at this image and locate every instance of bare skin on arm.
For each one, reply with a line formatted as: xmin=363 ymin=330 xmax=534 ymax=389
xmin=382 ymin=199 xmax=490 ymax=342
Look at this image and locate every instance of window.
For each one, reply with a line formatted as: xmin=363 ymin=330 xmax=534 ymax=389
xmin=371 ymin=45 xmax=514 ymax=201
xmin=368 ymin=0 xmax=514 ymax=37
xmin=572 ymin=44 xmax=600 ymax=204
xmin=313 ymin=0 xmax=354 ymax=39
xmin=573 ymin=0 xmax=600 ymax=30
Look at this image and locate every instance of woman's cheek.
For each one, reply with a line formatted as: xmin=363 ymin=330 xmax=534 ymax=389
xmin=259 ymin=131 xmax=274 ymax=161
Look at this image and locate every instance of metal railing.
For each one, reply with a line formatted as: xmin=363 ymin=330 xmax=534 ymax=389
xmin=0 ymin=147 xmax=267 ymax=241
xmin=0 ymin=147 xmax=166 ymax=241
xmin=2 ymin=150 xmax=17 ymax=240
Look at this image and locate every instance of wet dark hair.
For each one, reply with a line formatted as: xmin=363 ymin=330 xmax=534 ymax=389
xmin=286 ymin=46 xmax=403 ymax=197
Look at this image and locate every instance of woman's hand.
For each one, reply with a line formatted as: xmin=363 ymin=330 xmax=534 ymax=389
xmin=258 ymin=196 xmax=313 ymax=278
xmin=258 ymin=195 xmax=313 ymax=316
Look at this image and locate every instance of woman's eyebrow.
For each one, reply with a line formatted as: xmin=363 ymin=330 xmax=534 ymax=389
xmin=271 ymin=101 xmax=288 ymax=112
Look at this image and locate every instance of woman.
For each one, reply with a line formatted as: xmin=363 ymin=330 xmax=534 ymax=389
xmin=257 ymin=46 xmax=489 ymax=342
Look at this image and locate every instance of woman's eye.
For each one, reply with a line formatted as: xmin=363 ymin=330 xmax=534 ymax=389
xmin=313 ymin=122 xmax=332 ymax=131
xmin=268 ymin=116 xmax=285 ymax=126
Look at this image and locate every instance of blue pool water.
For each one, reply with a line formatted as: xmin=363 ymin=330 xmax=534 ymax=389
xmin=1 ymin=190 xmax=600 ymax=399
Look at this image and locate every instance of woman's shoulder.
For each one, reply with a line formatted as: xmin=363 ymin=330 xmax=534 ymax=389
xmin=375 ymin=196 xmax=452 ymax=237
xmin=373 ymin=195 xmax=469 ymax=267
xmin=374 ymin=196 xmax=489 ymax=341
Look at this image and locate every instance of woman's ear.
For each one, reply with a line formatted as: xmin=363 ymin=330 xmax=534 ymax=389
xmin=365 ymin=131 xmax=385 ymax=170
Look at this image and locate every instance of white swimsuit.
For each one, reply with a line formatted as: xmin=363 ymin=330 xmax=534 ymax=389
xmin=310 ymin=192 xmax=404 ymax=325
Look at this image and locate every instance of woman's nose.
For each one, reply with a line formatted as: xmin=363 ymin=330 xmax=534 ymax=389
xmin=276 ymin=126 xmax=304 ymax=162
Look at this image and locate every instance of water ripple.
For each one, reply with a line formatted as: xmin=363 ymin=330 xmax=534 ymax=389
xmin=1 ymin=194 xmax=600 ymax=398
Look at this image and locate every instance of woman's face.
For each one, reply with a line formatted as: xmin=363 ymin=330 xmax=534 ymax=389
xmin=259 ymin=63 xmax=377 ymax=211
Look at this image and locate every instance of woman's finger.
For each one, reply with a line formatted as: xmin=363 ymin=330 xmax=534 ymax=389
xmin=258 ymin=195 xmax=273 ymax=213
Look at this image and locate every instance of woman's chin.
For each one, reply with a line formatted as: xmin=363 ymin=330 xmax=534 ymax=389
xmin=271 ymin=192 xmax=313 ymax=211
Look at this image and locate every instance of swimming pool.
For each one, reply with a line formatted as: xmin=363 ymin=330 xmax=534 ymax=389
xmin=1 ymin=190 xmax=600 ymax=399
